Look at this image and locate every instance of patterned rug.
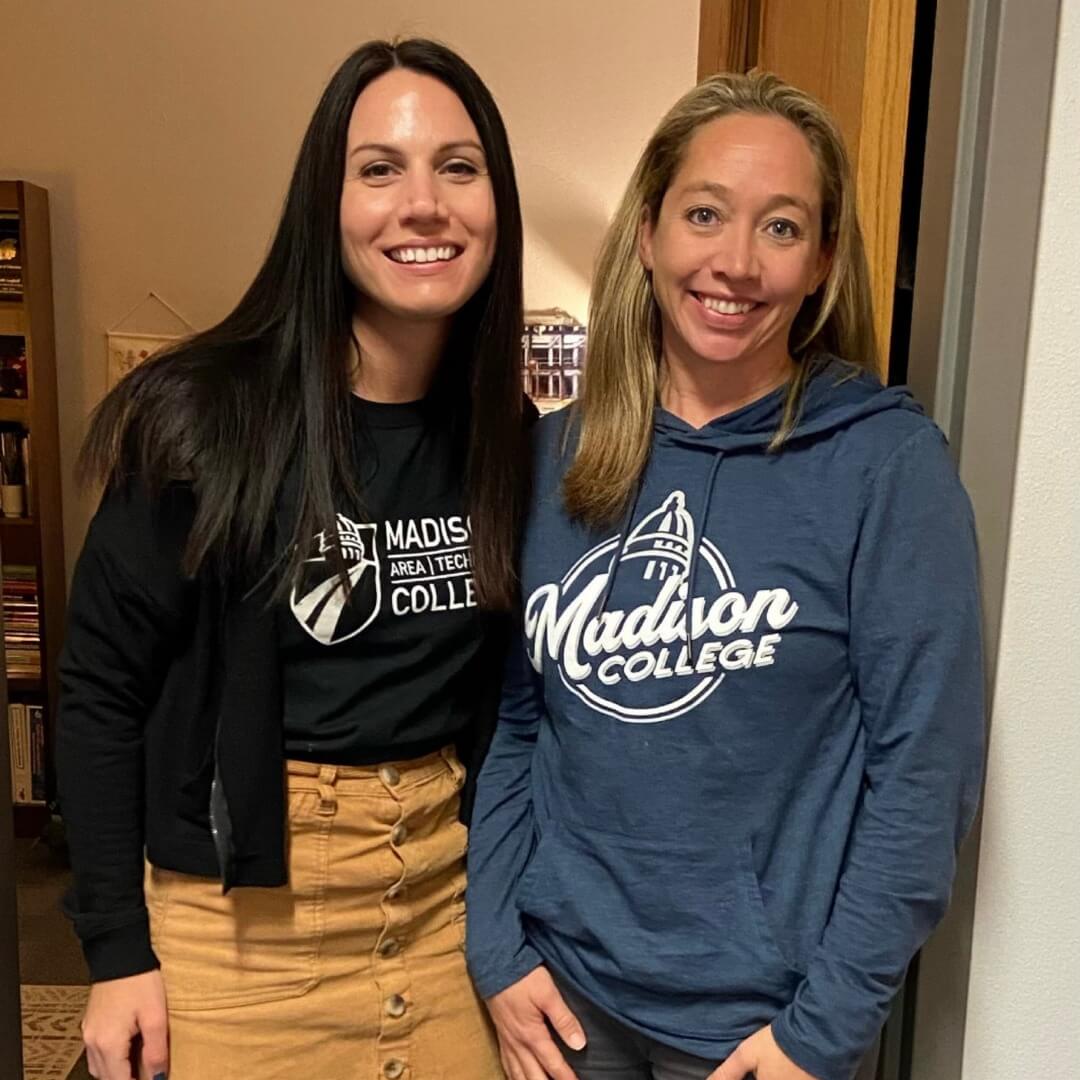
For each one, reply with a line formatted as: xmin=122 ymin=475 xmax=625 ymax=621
xmin=20 ymin=985 xmax=88 ymax=1080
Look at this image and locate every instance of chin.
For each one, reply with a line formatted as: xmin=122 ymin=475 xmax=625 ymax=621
xmin=387 ymin=297 xmax=468 ymax=322
xmin=685 ymin=337 xmax=754 ymax=367
xmin=374 ymin=284 xmax=469 ymax=317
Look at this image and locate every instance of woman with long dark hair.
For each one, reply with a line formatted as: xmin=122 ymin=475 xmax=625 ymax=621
xmin=59 ymin=38 xmax=526 ymax=1080
xmin=467 ymin=72 xmax=984 ymax=1080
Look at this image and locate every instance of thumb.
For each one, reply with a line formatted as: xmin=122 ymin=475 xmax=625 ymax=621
xmin=709 ymin=1039 xmax=754 ymax=1080
xmin=538 ymin=984 xmax=587 ymax=1052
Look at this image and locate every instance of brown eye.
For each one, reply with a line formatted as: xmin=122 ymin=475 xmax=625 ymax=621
xmin=442 ymin=159 xmax=481 ymax=178
xmin=687 ymin=206 xmax=719 ymax=226
xmin=767 ymin=219 xmax=799 ymax=239
xmin=360 ymin=162 xmax=397 ymax=180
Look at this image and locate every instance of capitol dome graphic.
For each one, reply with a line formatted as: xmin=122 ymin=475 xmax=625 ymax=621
xmin=622 ymin=491 xmax=695 ymax=582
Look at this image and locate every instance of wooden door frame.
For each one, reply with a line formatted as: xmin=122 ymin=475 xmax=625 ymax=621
xmin=698 ymin=0 xmax=761 ymax=76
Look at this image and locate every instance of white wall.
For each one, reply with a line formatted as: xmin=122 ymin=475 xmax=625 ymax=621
xmin=0 ymin=0 xmax=698 ymax=575
xmin=960 ymin=3 xmax=1080 ymax=1076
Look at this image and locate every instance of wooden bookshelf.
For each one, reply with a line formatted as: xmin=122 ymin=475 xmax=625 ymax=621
xmin=0 ymin=180 xmax=66 ymax=833
xmin=0 ymin=400 xmax=28 ymax=425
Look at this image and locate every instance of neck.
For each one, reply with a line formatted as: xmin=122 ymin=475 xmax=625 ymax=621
xmin=350 ymin=305 xmax=450 ymax=403
xmin=659 ymin=345 xmax=793 ymax=428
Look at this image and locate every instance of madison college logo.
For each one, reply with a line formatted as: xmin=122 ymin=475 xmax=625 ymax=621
xmin=524 ymin=491 xmax=799 ymax=723
xmin=291 ymin=514 xmax=381 ymax=645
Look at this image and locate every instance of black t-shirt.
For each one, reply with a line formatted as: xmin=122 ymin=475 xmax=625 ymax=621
xmin=279 ymin=394 xmax=484 ymax=764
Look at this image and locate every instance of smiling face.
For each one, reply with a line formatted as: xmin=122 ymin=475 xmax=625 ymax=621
xmin=340 ymin=68 xmax=497 ymax=330
xmin=639 ymin=112 xmax=831 ymax=381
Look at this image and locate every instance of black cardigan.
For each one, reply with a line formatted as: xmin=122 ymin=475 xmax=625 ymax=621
xmin=56 ymin=481 xmax=506 ymax=983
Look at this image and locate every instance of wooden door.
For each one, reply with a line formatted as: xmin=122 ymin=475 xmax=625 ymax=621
xmin=698 ymin=0 xmax=918 ymax=374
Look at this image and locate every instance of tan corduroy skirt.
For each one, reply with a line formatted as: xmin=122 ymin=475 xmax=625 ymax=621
xmin=145 ymin=747 xmax=503 ymax=1079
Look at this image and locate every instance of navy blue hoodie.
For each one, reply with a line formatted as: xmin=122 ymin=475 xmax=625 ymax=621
xmin=466 ymin=362 xmax=985 ymax=1080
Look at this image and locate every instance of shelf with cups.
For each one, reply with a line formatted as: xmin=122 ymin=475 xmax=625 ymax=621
xmin=0 ymin=181 xmax=65 ymax=825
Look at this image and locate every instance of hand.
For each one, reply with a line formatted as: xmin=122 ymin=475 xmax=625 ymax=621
xmin=81 ymin=969 xmax=169 ymax=1080
xmin=485 ymin=965 xmax=586 ymax=1080
xmin=708 ymin=1024 xmax=820 ymax=1080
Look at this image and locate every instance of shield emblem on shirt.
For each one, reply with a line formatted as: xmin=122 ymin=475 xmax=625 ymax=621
xmin=290 ymin=515 xmax=382 ymax=645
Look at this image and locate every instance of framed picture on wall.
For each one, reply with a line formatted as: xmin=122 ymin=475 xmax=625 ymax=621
xmin=105 ymin=332 xmax=180 ymax=389
xmin=522 ymin=308 xmax=587 ymax=415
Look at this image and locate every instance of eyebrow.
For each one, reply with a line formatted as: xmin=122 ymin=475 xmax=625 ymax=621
xmin=348 ymin=139 xmax=486 ymax=159
xmin=681 ymin=181 xmax=815 ymax=217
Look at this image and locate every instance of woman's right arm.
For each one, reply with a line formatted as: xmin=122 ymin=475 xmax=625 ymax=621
xmin=466 ymin=634 xmax=586 ymax=1080
xmin=57 ymin=481 xmax=196 ymax=1079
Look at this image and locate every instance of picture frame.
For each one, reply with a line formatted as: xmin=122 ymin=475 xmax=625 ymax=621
xmin=105 ymin=331 xmax=180 ymax=389
xmin=522 ymin=308 xmax=587 ymax=414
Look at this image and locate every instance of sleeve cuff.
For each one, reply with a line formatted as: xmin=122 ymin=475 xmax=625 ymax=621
xmin=770 ymin=1010 xmax=852 ymax=1080
xmin=468 ymin=944 xmax=544 ymax=1000
xmin=82 ymin=918 xmax=160 ymax=983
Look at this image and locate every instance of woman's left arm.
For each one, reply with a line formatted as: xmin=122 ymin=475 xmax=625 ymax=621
xmin=763 ymin=425 xmax=986 ymax=1080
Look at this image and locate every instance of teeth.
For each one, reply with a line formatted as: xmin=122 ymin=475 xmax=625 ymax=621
xmin=701 ymin=296 xmax=755 ymax=315
xmin=389 ymin=246 xmax=458 ymax=263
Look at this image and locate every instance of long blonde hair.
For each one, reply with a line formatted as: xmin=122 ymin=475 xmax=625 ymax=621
xmin=564 ymin=70 xmax=878 ymax=526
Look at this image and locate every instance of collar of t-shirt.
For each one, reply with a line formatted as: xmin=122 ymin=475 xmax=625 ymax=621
xmin=350 ymin=392 xmax=432 ymax=430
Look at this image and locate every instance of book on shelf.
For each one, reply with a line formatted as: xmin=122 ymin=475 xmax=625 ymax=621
xmin=8 ymin=662 xmax=41 ymax=677
xmin=22 ymin=429 xmax=31 ymax=509
xmin=2 ymin=564 xmax=36 ymax=582
xmin=3 ymin=562 xmax=41 ymax=678
xmin=7 ymin=702 xmax=41 ymax=804
xmin=28 ymin=703 xmax=45 ymax=802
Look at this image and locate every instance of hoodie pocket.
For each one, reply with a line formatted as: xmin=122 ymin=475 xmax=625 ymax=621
xmin=737 ymin=836 xmax=807 ymax=977
xmin=517 ymin=820 xmax=803 ymax=1007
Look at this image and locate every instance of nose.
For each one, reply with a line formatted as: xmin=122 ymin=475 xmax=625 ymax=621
xmin=399 ymin=167 xmax=447 ymax=225
xmin=708 ymin=222 xmax=758 ymax=281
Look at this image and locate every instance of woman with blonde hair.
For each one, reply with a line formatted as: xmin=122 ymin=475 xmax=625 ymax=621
xmin=466 ymin=71 xmax=984 ymax=1080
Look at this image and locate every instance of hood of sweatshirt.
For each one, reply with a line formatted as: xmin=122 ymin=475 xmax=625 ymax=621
xmin=653 ymin=359 xmax=919 ymax=452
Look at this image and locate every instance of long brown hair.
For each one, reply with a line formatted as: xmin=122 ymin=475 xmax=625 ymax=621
xmin=564 ymin=70 xmax=878 ymax=527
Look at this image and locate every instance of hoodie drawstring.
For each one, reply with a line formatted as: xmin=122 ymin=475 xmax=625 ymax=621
xmin=685 ymin=450 xmax=724 ymax=665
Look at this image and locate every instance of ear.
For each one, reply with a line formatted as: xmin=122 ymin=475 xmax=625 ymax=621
xmin=638 ymin=206 xmax=655 ymax=273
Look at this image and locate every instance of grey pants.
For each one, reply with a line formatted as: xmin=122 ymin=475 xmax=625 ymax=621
xmin=552 ymin=974 xmax=881 ymax=1080
xmin=552 ymin=976 xmax=735 ymax=1080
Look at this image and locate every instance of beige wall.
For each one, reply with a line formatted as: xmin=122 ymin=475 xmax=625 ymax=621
xmin=960 ymin=2 xmax=1080 ymax=1076
xmin=1 ymin=0 xmax=698 ymax=574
